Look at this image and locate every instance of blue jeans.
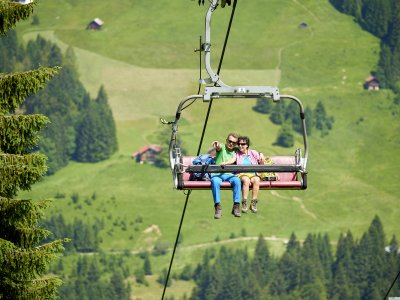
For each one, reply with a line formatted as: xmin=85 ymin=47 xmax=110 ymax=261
xmin=211 ymin=174 xmax=241 ymax=204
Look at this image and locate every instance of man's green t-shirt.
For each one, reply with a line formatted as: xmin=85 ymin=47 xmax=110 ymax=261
xmin=215 ymin=144 xmax=236 ymax=164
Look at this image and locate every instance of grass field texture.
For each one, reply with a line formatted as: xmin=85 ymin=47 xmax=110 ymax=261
xmin=16 ymin=0 xmax=400 ymax=298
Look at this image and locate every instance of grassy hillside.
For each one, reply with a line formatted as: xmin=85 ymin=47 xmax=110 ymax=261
xmin=15 ymin=0 xmax=400 ymax=298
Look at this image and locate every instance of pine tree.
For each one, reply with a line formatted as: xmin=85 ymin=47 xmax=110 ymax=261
xmin=270 ymin=101 xmax=285 ymax=124
xmin=299 ymin=234 xmax=325 ymax=288
xmin=143 ymin=252 xmax=152 ymax=275
xmin=74 ymin=86 xmax=118 ymax=162
xmin=317 ymin=234 xmax=333 ymax=283
xmin=275 ymin=123 xmax=294 ymax=147
xmin=0 ymin=1 xmax=67 ymax=298
xmin=314 ymin=101 xmax=334 ymax=137
xmin=252 ymin=97 xmax=272 ymax=114
xmin=94 ymin=85 xmax=118 ymax=157
xmin=251 ymin=234 xmax=274 ymax=287
xmin=276 ymin=233 xmax=301 ymax=293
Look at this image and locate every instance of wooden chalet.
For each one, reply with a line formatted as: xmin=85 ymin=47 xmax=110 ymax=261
xmin=131 ymin=144 xmax=162 ymax=164
xmin=14 ymin=0 xmax=33 ymax=4
xmin=86 ymin=18 xmax=104 ymax=30
xmin=364 ymin=76 xmax=380 ymax=91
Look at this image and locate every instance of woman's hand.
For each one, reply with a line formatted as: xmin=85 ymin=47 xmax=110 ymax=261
xmin=259 ymin=152 xmax=266 ymax=164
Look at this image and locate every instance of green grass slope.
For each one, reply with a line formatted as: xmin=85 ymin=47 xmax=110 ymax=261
xmin=16 ymin=0 xmax=400 ymax=298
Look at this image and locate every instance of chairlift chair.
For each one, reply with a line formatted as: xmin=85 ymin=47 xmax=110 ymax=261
xmin=166 ymin=0 xmax=308 ymax=191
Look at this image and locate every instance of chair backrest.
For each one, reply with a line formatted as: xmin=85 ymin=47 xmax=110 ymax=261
xmin=182 ymin=156 xmax=197 ymax=181
xmin=270 ymin=156 xmax=297 ymax=181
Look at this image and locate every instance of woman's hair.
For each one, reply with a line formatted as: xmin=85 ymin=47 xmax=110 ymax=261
xmin=238 ymin=136 xmax=250 ymax=147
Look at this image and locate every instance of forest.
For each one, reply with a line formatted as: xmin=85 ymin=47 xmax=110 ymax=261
xmin=44 ymin=216 xmax=399 ymax=299
xmin=184 ymin=216 xmax=400 ymax=300
xmin=0 ymin=30 xmax=118 ymax=174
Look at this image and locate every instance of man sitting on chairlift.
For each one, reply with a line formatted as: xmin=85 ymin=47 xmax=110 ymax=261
xmin=210 ymin=132 xmax=242 ymax=219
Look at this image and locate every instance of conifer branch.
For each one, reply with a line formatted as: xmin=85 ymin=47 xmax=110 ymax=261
xmin=0 ymin=197 xmax=53 ymax=247
xmin=0 ymin=114 xmax=50 ymax=153
xmin=1 ymin=276 xmax=62 ymax=300
xmin=0 ymin=0 xmax=35 ymax=35
xmin=0 ymin=152 xmax=47 ymax=197
xmin=0 ymin=238 xmax=66 ymax=277
xmin=0 ymin=66 xmax=60 ymax=114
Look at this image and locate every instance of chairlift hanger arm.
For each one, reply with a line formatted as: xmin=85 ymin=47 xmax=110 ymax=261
xmin=281 ymin=94 xmax=309 ymax=169
xmin=200 ymin=0 xmax=229 ymax=86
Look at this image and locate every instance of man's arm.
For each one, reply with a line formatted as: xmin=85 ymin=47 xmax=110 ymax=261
xmin=212 ymin=141 xmax=222 ymax=152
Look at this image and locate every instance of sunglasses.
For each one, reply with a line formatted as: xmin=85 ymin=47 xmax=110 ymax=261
xmin=238 ymin=143 xmax=247 ymax=146
xmin=227 ymin=139 xmax=237 ymax=145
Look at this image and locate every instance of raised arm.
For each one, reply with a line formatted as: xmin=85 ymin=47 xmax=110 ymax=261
xmin=212 ymin=141 xmax=222 ymax=152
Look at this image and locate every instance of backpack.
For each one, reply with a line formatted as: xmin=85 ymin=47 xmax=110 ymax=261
xmin=257 ymin=156 xmax=278 ymax=181
xmin=189 ymin=154 xmax=215 ymax=181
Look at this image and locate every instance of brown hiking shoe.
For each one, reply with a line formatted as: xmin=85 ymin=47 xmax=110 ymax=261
xmin=232 ymin=203 xmax=241 ymax=217
xmin=241 ymin=200 xmax=248 ymax=213
xmin=214 ymin=203 xmax=222 ymax=219
xmin=250 ymin=199 xmax=258 ymax=213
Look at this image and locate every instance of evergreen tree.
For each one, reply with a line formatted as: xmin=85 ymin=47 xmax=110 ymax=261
xmin=314 ymin=101 xmax=334 ymax=137
xmin=143 ymin=252 xmax=152 ymax=275
xmin=94 ymin=85 xmax=118 ymax=157
xmin=275 ymin=233 xmax=301 ymax=294
xmin=351 ymin=216 xmax=387 ymax=299
xmin=275 ymin=123 xmax=294 ymax=147
xmin=317 ymin=234 xmax=333 ymax=283
xmin=0 ymin=1 xmax=67 ymax=298
xmin=330 ymin=263 xmax=354 ymax=300
xmin=299 ymin=234 xmax=325 ymax=288
xmin=74 ymin=86 xmax=118 ymax=162
xmin=110 ymin=271 xmax=129 ymax=300
xmin=252 ymin=97 xmax=272 ymax=114
xmin=251 ymin=234 xmax=274 ymax=287
xmin=270 ymin=101 xmax=285 ymax=124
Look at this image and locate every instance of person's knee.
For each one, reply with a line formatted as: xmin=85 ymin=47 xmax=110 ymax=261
xmin=232 ymin=177 xmax=241 ymax=185
xmin=211 ymin=178 xmax=221 ymax=186
xmin=242 ymin=180 xmax=250 ymax=187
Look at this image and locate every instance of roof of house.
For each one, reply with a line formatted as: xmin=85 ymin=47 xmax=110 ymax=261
xmin=91 ymin=18 xmax=104 ymax=26
xmin=132 ymin=144 xmax=162 ymax=157
xmin=365 ymin=76 xmax=379 ymax=83
xmin=14 ymin=0 xmax=33 ymax=4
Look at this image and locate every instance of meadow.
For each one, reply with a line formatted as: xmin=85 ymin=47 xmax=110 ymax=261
xmin=16 ymin=0 xmax=400 ymax=298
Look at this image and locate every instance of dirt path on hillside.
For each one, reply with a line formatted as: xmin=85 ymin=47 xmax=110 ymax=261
xmin=179 ymin=235 xmax=290 ymax=251
xmin=270 ymin=190 xmax=318 ymax=220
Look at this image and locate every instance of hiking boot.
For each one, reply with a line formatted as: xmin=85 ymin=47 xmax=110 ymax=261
xmin=250 ymin=199 xmax=258 ymax=213
xmin=214 ymin=203 xmax=222 ymax=219
xmin=241 ymin=200 xmax=248 ymax=213
xmin=232 ymin=203 xmax=241 ymax=217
